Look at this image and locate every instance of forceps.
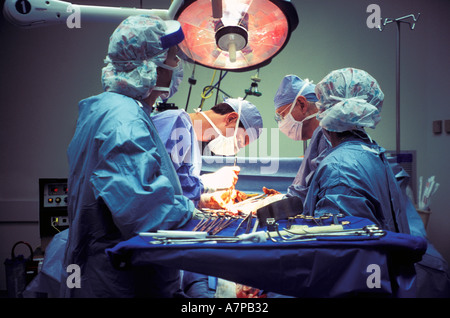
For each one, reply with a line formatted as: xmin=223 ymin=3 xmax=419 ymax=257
xmin=267 ymin=222 xmax=386 ymax=242
xmin=233 ymin=212 xmax=253 ymax=236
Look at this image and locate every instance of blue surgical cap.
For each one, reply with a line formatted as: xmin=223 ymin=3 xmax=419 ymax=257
xmin=224 ymin=98 xmax=263 ymax=144
xmin=315 ymin=67 xmax=384 ymax=132
xmin=274 ymin=75 xmax=318 ymax=110
xmin=101 ymin=15 xmax=184 ymax=100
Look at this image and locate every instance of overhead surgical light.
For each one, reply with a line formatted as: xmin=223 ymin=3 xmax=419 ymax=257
xmin=3 ymin=0 xmax=298 ymax=72
xmin=175 ymin=0 xmax=299 ymax=72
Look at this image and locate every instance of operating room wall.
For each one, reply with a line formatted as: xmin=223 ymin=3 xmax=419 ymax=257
xmin=0 ymin=0 xmax=449 ymax=292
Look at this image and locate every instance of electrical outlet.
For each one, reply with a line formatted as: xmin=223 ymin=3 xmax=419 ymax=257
xmin=445 ymin=120 xmax=450 ymax=134
xmin=51 ymin=216 xmax=69 ymax=226
xmin=432 ymin=120 xmax=442 ymax=134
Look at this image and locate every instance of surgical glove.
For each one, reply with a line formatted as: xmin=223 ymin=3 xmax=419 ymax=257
xmin=198 ymin=193 xmax=213 ymax=209
xmin=192 ymin=208 xmax=207 ymax=220
xmin=200 ymin=166 xmax=240 ymax=193
xmin=236 ymin=284 xmax=267 ymax=298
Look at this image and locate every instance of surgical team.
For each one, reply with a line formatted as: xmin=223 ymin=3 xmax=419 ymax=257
xmin=27 ymin=14 xmax=449 ymax=298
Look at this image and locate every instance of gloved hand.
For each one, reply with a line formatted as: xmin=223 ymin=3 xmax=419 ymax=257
xmin=191 ymin=208 xmax=204 ymax=220
xmin=200 ymin=166 xmax=240 ymax=193
xmin=236 ymin=284 xmax=267 ymax=298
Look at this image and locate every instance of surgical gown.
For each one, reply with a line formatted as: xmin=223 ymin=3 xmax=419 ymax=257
xmin=303 ymin=137 xmax=410 ymax=233
xmin=62 ymin=92 xmax=194 ymax=298
xmin=287 ymin=126 xmax=330 ymax=200
xmin=152 ymin=109 xmax=203 ymax=205
xmin=293 ymin=131 xmax=450 ymax=297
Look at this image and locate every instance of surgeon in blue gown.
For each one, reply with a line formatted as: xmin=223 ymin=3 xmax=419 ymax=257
xmin=273 ymin=75 xmax=330 ymax=202
xmin=151 ymin=98 xmax=263 ymax=206
xmin=151 ymin=99 xmax=263 ymax=298
xmin=60 ymin=15 xmax=196 ymax=298
xmin=302 ymin=68 xmax=408 ymax=232
xmin=299 ymin=67 xmax=450 ymax=296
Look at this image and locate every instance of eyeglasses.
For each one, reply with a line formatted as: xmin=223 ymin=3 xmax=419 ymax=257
xmin=274 ymin=112 xmax=284 ymax=123
xmin=274 ymin=103 xmax=294 ymax=123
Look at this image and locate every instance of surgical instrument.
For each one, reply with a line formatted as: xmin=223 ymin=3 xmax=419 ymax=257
xmin=233 ymin=212 xmax=252 ymax=236
xmin=193 ymin=212 xmax=240 ymax=235
xmin=139 ymin=230 xmax=208 ymax=239
xmin=265 ymin=219 xmax=386 ymax=243
xmin=148 ymin=232 xmax=267 ymax=245
xmin=210 ymin=215 xmax=239 ymax=235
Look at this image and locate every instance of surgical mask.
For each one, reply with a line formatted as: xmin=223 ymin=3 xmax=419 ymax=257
xmin=200 ymin=103 xmax=242 ymax=156
xmin=278 ymin=112 xmax=317 ymax=141
xmin=276 ymin=79 xmax=316 ymax=141
xmin=153 ymin=60 xmax=183 ymax=100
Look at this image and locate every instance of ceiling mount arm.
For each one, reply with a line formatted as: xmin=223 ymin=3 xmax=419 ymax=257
xmin=3 ymin=0 xmax=173 ymax=28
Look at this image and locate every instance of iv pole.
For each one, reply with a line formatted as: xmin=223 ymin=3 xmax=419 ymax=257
xmin=378 ymin=13 xmax=420 ymax=155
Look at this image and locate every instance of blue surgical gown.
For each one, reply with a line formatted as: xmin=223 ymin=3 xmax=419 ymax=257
xmin=303 ymin=137 xmax=410 ymax=233
xmin=292 ymin=131 xmax=449 ymax=297
xmin=287 ymin=127 xmax=330 ymax=200
xmin=23 ymin=229 xmax=69 ymax=298
xmin=152 ymin=109 xmax=203 ymax=205
xmin=62 ymin=92 xmax=194 ymax=298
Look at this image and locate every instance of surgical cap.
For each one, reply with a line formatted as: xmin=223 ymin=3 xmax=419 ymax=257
xmin=273 ymin=75 xmax=318 ymax=110
xmin=101 ymin=15 xmax=184 ymax=100
xmin=315 ymin=68 xmax=384 ymax=132
xmin=224 ymin=98 xmax=263 ymax=144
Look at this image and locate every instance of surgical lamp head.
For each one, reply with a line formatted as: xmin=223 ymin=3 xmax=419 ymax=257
xmin=175 ymin=0 xmax=299 ymax=72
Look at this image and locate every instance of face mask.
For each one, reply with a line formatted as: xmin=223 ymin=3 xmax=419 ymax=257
xmin=278 ymin=112 xmax=317 ymax=141
xmin=153 ymin=60 xmax=183 ymax=100
xmin=200 ymin=104 xmax=242 ymax=156
xmin=277 ymin=79 xmax=316 ymax=141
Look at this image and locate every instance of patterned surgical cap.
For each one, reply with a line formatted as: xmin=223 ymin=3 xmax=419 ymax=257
xmin=315 ymin=68 xmax=384 ymax=132
xmin=101 ymin=15 xmax=184 ymax=100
